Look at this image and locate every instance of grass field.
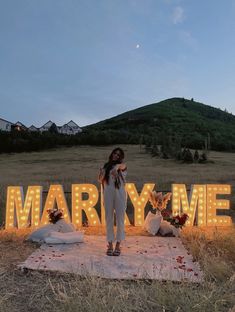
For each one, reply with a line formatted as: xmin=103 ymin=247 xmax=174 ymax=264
xmin=0 ymin=145 xmax=234 ymax=311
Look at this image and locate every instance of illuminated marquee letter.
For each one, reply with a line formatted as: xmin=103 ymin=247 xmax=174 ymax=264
xmin=125 ymin=183 xmax=155 ymax=226
xmin=207 ymin=184 xmax=232 ymax=225
xmin=41 ymin=185 xmax=71 ymax=225
xmin=5 ymin=186 xmax=42 ymax=229
xmin=72 ymin=184 xmax=100 ymax=227
xmin=172 ymin=184 xmax=207 ymax=226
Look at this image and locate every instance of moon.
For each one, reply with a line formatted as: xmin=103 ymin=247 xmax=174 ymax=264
xmin=136 ymin=44 xmax=140 ymax=49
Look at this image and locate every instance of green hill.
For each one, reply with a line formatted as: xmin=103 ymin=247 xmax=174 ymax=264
xmin=85 ymin=97 xmax=235 ymax=151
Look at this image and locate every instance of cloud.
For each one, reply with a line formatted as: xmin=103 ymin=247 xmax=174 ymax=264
xmin=172 ymin=6 xmax=184 ymax=24
xmin=179 ymin=30 xmax=198 ymax=50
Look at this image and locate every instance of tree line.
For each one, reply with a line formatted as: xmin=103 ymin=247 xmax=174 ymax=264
xmin=0 ymin=126 xmax=234 ymax=154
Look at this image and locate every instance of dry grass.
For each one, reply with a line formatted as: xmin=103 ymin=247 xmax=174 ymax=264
xmin=0 ymin=145 xmax=235 ymax=311
xmin=0 ymin=227 xmax=234 ymax=312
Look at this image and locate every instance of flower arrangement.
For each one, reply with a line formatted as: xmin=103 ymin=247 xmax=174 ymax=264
xmin=47 ymin=208 xmax=63 ymax=224
xmin=149 ymin=190 xmax=188 ymax=228
xmin=161 ymin=211 xmax=188 ymax=228
xmin=148 ymin=190 xmax=172 ymax=212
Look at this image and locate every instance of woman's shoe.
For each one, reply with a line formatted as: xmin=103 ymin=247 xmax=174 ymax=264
xmin=113 ymin=248 xmax=121 ymax=256
xmin=106 ymin=243 xmax=113 ymax=256
xmin=113 ymin=242 xmax=121 ymax=256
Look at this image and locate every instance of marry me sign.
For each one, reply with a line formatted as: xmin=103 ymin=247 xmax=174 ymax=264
xmin=5 ymin=183 xmax=232 ymax=229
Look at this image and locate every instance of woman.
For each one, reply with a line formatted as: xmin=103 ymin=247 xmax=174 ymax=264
xmin=98 ymin=147 xmax=127 ymax=256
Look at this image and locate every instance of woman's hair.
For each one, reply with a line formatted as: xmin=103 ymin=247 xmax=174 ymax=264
xmin=103 ymin=147 xmax=125 ymax=185
xmin=108 ymin=147 xmax=125 ymax=162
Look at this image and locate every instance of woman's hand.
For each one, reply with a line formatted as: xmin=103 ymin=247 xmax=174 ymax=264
xmin=116 ymin=163 xmax=127 ymax=171
xmin=111 ymin=164 xmax=127 ymax=177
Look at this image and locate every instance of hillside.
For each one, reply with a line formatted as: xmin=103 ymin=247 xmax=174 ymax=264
xmin=85 ymin=98 xmax=235 ymax=151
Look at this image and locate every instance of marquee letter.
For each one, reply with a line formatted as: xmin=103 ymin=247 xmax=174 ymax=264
xmin=207 ymin=184 xmax=232 ymax=225
xmin=126 ymin=183 xmax=155 ymax=226
xmin=5 ymin=186 xmax=42 ymax=229
xmin=172 ymin=184 xmax=207 ymax=226
xmin=41 ymin=185 xmax=71 ymax=225
xmin=72 ymin=184 xmax=100 ymax=227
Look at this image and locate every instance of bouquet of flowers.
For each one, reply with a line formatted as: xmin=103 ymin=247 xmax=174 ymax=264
xmin=47 ymin=208 xmax=64 ymax=224
xmin=162 ymin=211 xmax=188 ymax=228
xmin=148 ymin=190 xmax=172 ymax=212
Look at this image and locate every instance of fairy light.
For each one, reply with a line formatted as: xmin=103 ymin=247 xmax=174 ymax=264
xmin=72 ymin=184 xmax=100 ymax=228
xmin=172 ymin=184 xmax=207 ymax=226
xmin=5 ymin=186 xmax=42 ymax=229
xmin=125 ymin=183 xmax=155 ymax=226
xmin=40 ymin=185 xmax=71 ymax=225
xmin=206 ymin=184 xmax=232 ymax=226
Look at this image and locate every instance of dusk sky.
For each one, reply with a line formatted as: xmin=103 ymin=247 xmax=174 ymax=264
xmin=0 ymin=0 xmax=235 ymax=127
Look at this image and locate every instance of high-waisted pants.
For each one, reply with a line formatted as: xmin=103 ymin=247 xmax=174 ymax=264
xmin=103 ymin=183 xmax=126 ymax=242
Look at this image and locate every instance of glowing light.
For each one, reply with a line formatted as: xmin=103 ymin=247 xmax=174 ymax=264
xmin=5 ymin=186 xmax=42 ymax=229
xmin=206 ymin=184 xmax=232 ymax=226
xmin=40 ymin=185 xmax=71 ymax=225
xmin=125 ymin=183 xmax=155 ymax=226
xmin=172 ymin=184 xmax=207 ymax=226
xmin=4 ymin=182 xmax=233 ymax=229
xmin=72 ymin=184 xmax=100 ymax=228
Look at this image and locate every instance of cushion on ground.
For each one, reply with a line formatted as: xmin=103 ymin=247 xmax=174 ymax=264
xmin=27 ymin=220 xmax=75 ymax=243
xmin=159 ymin=221 xmax=173 ymax=236
xmin=143 ymin=211 xmax=163 ymax=235
xmin=44 ymin=231 xmax=84 ymax=244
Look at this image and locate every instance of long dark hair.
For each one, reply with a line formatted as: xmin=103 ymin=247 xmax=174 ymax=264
xmin=103 ymin=147 xmax=125 ymax=185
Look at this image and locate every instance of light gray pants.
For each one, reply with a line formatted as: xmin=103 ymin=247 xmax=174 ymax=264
xmin=103 ymin=184 xmax=127 ymax=242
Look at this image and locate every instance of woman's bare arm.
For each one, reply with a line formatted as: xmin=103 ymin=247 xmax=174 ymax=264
xmin=98 ymin=167 xmax=105 ymax=183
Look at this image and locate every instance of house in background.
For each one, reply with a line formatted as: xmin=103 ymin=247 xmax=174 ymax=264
xmin=59 ymin=120 xmax=82 ymax=135
xmin=11 ymin=121 xmax=28 ymax=131
xmin=28 ymin=125 xmax=39 ymax=132
xmin=0 ymin=117 xmax=82 ymax=135
xmin=39 ymin=120 xmax=54 ymax=132
xmin=0 ymin=118 xmax=13 ymax=132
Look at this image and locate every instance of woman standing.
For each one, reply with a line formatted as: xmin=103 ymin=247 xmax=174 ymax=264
xmin=98 ymin=147 xmax=127 ymax=256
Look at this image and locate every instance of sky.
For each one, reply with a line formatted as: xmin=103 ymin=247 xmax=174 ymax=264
xmin=0 ymin=0 xmax=235 ymax=127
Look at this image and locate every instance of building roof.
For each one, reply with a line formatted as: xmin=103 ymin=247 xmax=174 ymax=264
xmin=15 ymin=121 xmax=27 ymax=128
xmin=0 ymin=117 xmax=13 ymax=124
xmin=29 ymin=125 xmax=39 ymax=129
xmin=40 ymin=120 xmax=54 ymax=128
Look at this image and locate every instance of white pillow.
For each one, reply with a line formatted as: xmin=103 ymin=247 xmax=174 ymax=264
xmin=27 ymin=220 xmax=75 ymax=243
xmin=143 ymin=211 xmax=163 ymax=235
xmin=54 ymin=219 xmax=75 ymax=233
xmin=159 ymin=221 xmax=173 ymax=236
xmin=44 ymin=231 xmax=84 ymax=244
xmin=27 ymin=224 xmax=56 ymax=243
